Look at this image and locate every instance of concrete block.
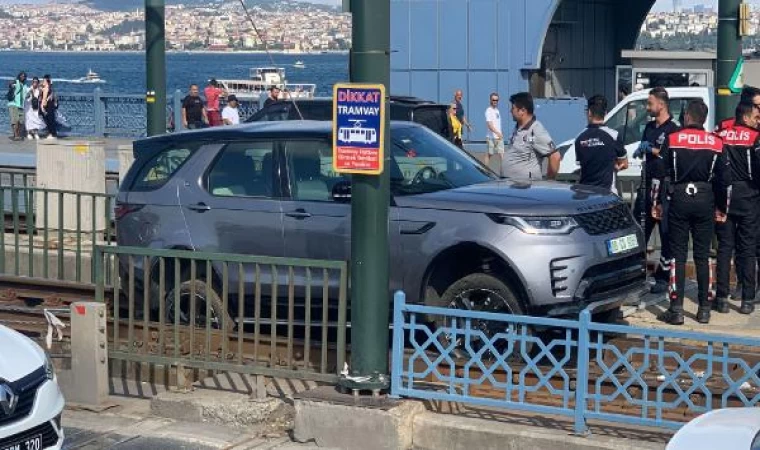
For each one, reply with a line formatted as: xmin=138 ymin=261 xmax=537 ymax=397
xmin=61 ymin=302 xmax=109 ymax=406
xmin=35 ymin=140 xmax=106 ymax=232
xmin=151 ymin=389 xmax=284 ymax=427
xmin=412 ymin=412 xmax=664 ymax=450
xmin=293 ymin=387 xmax=424 ymax=450
xmin=118 ymin=144 xmax=134 ymax=185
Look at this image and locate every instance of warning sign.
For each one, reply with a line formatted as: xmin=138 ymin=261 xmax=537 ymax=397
xmin=332 ymin=83 xmax=386 ymax=175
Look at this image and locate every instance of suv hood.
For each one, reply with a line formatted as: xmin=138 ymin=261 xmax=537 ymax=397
xmin=395 ymin=180 xmax=624 ymax=216
xmin=0 ymin=325 xmax=46 ymax=382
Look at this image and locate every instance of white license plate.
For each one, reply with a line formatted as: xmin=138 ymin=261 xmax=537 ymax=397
xmin=1 ymin=434 xmax=41 ymax=450
xmin=607 ymin=234 xmax=639 ymax=255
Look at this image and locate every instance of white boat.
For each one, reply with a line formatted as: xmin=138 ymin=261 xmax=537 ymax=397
xmin=293 ymin=61 xmax=306 ymax=69
xmin=216 ymin=67 xmax=315 ymax=102
xmin=77 ymin=69 xmax=105 ymax=84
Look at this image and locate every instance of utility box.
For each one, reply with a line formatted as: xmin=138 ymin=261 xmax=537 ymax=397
xmin=35 ymin=140 xmax=107 ymax=233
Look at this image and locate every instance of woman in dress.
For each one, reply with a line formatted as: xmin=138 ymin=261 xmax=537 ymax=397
xmin=24 ymin=77 xmax=44 ymax=140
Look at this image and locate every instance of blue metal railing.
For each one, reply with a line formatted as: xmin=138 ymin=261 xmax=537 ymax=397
xmin=1 ymin=89 xmax=262 ymax=138
xmin=390 ymin=291 xmax=760 ymax=435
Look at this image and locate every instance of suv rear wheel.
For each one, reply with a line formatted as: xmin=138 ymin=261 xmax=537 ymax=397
xmin=166 ymin=280 xmax=233 ymax=332
xmin=432 ymin=273 xmax=528 ymax=359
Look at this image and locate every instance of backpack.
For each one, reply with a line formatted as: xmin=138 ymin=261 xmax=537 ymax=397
xmin=5 ymin=83 xmax=15 ymax=102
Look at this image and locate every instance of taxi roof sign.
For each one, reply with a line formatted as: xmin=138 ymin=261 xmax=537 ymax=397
xmin=332 ymin=83 xmax=386 ymax=175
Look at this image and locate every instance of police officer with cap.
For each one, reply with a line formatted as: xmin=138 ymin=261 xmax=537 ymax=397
xmin=655 ymin=100 xmax=730 ymax=325
xmin=714 ymin=101 xmax=760 ymax=315
xmin=633 ymin=87 xmax=680 ymax=295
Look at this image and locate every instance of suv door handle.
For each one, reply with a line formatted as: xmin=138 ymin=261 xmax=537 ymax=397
xmin=286 ymin=209 xmax=312 ymax=220
xmin=187 ymin=203 xmax=211 ymax=212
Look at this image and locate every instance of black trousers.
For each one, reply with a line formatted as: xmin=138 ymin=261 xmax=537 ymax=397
xmin=668 ymin=187 xmax=715 ymax=311
xmin=716 ymin=207 xmax=759 ymax=301
xmin=41 ymin=109 xmax=56 ymax=137
xmin=634 ymin=179 xmax=671 ymax=283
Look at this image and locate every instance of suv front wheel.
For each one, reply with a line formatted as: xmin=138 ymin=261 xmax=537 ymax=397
xmin=433 ymin=273 xmax=528 ymax=359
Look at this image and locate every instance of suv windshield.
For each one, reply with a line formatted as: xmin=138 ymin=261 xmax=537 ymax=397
xmin=390 ymin=125 xmax=496 ymax=196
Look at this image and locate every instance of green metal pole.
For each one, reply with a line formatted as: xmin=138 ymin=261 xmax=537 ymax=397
xmin=145 ymin=0 xmax=166 ymax=137
xmin=342 ymin=0 xmax=391 ymax=392
xmin=716 ymin=0 xmax=742 ymax=121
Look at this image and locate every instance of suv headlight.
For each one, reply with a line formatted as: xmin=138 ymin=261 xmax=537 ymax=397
xmin=44 ymin=354 xmax=55 ymax=380
xmin=488 ymin=214 xmax=579 ymax=235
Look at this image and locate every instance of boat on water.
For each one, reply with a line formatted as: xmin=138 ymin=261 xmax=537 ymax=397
xmin=293 ymin=61 xmax=306 ymax=69
xmin=77 ymin=69 xmax=105 ymax=84
xmin=216 ymin=67 xmax=315 ymax=102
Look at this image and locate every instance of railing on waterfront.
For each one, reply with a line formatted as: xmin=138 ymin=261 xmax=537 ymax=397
xmin=0 ymin=186 xmax=116 ymax=283
xmin=391 ymin=291 xmax=760 ymax=434
xmin=94 ymin=246 xmax=348 ymax=383
xmin=0 ymin=89 xmax=262 ymax=139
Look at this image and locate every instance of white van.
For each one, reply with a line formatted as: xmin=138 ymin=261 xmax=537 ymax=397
xmin=557 ymin=87 xmax=715 ymax=179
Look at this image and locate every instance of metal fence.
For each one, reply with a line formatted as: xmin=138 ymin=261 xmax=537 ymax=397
xmin=0 ymin=185 xmax=116 ymax=283
xmin=0 ymin=90 xmax=262 ymax=139
xmin=391 ymin=292 xmax=760 ymax=434
xmin=94 ymin=246 xmax=349 ymax=384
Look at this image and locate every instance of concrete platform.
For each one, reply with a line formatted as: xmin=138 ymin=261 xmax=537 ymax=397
xmin=0 ymin=136 xmax=132 ymax=173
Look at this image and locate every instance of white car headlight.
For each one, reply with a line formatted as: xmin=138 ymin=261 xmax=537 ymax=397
xmin=44 ymin=353 xmax=55 ymax=380
xmin=488 ymin=214 xmax=579 ymax=235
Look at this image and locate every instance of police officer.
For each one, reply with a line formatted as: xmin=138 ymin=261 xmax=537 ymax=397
xmin=633 ymin=87 xmax=680 ymax=295
xmin=575 ymin=95 xmax=628 ymax=191
xmin=714 ymin=102 xmax=760 ymax=315
xmin=655 ymin=100 xmax=729 ymax=325
xmin=716 ymin=86 xmax=760 ymax=132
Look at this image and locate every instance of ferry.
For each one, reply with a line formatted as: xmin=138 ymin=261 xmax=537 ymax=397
xmin=293 ymin=61 xmax=306 ymax=69
xmin=216 ymin=67 xmax=315 ymax=102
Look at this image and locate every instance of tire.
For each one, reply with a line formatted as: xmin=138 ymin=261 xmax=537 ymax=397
xmin=431 ymin=273 xmax=528 ymax=360
xmin=165 ymin=280 xmax=233 ymax=332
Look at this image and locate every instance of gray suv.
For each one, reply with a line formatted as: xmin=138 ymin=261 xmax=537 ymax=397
xmin=117 ymin=121 xmax=645 ymax=327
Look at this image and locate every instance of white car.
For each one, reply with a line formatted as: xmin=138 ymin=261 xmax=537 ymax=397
xmin=0 ymin=325 xmax=65 ymax=450
xmin=667 ymin=408 xmax=760 ymax=450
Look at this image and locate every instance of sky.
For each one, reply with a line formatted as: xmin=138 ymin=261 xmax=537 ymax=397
xmin=651 ymin=0 xmax=759 ymax=12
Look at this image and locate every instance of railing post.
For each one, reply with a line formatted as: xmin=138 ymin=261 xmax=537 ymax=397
xmin=173 ymin=90 xmax=183 ymax=132
xmin=93 ymin=87 xmax=105 ymax=136
xmin=94 ymin=246 xmax=104 ymax=302
xmin=389 ymin=291 xmax=406 ymax=398
xmin=574 ymin=308 xmax=591 ymax=435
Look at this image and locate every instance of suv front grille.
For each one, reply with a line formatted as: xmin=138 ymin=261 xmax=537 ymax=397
xmin=0 ymin=366 xmax=46 ymax=426
xmin=575 ymin=204 xmax=634 ymax=236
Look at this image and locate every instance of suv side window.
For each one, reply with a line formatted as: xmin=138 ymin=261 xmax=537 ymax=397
xmin=131 ymin=144 xmax=197 ymax=191
xmin=287 ymin=101 xmax=332 ymax=120
xmin=285 ymin=140 xmax=349 ymax=202
xmin=207 ymin=142 xmax=275 ymax=198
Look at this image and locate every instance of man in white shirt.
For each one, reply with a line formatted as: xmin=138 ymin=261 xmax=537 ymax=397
xmin=484 ymin=92 xmax=504 ymax=174
xmin=222 ymin=95 xmax=240 ymax=125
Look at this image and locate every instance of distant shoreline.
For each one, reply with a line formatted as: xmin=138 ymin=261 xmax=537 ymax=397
xmin=0 ymin=49 xmax=350 ymax=55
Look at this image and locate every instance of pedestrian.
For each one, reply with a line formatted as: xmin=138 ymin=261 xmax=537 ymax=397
xmin=714 ymin=101 xmax=760 ymax=315
xmin=204 ymin=79 xmax=226 ymax=127
xmin=222 ymin=95 xmax=240 ymax=126
xmin=40 ymin=75 xmax=57 ymax=139
xmin=503 ymin=92 xmax=560 ymax=181
xmin=484 ymin=92 xmax=504 ymax=171
xmin=655 ymin=100 xmax=729 ymax=325
xmin=448 ymin=103 xmax=463 ymax=149
xmin=263 ymin=86 xmax=281 ymax=109
xmin=24 ymin=77 xmax=44 ymax=140
xmin=7 ymin=72 xmax=27 ymax=141
xmin=181 ymin=84 xmax=207 ymax=130
xmin=453 ymin=90 xmax=472 ymax=134
xmin=632 ymin=87 xmax=680 ymax=295
xmin=574 ymin=95 xmax=628 ymax=191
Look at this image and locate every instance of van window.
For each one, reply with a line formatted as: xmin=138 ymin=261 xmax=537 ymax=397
xmin=131 ymin=145 xmax=196 ymax=191
xmin=606 ymin=99 xmax=648 ymax=146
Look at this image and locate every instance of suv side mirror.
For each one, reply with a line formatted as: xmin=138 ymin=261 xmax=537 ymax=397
xmin=331 ymin=181 xmax=351 ymax=203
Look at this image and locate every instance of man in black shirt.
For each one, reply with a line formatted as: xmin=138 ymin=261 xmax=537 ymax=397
xmin=575 ymin=95 xmax=628 ymax=190
xmin=182 ymin=84 xmax=207 ymax=129
xmin=632 ymin=87 xmax=681 ymax=295
xmin=263 ymin=86 xmax=281 ymax=109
